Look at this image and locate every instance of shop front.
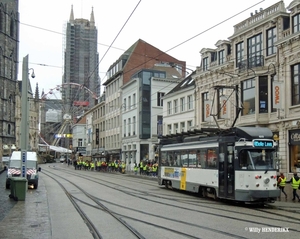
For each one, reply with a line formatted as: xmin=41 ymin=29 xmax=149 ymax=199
xmin=289 ymin=129 xmax=300 ymax=173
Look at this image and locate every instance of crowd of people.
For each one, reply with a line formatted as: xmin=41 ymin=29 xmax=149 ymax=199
xmin=133 ymin=161 xmax=158 ymax=177
xmin=68 ymin=157 xmax=159 ymax=177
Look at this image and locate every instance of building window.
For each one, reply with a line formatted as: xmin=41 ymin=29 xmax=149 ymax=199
xmin=203 ymin=57 xmax=208 ymax=71
xmin=78 ymin=139 xmax=83 ymax=147
xmin=8 ymin=124 xmax=11 ymax=135
xmin=289 ymin=130 xmax=300 ymax=172
xmin=202 ymin=92 xmax=209 ymax=121
xmin=180 ymin=122 xmax=185 ymax=132
xmin=236 ymin=42 xmax=244 ymax=68
xmin=180 ymin=97 xmax=185 ymax=112
xmin=167 ymin=101 xmax=172 ymax=115
xmin=133 ymin=93 xmax=136 ymax=107
xmin=157 ymin=92 xmax=165 ymax=106
xmin=10 ymin=16 xmax=14 ymax=38
xmin=133 ymin=116 xmax=136 ymax=135
xmin=128 ymin=118 xmax=131 ymax=136
xmin=259 ymin=76 xmax=268 ymax=113
xmin=247 ymin=33 xmax=263 ymax=68
xmin=218 ymin=50 xmax=225 ymax=65
xmin=292 ymin=64 xmax=300 ymax=105
xmin=187 ymin=95 xmax=193 ymax=110
xmin=124 ymin=119 xmax=126 ymax=137
xmin=293 ymin=14 xmax=300 ymax=33
xmin=174 ymin=99 xmax=178 ymax=113
xmin=187 ymin=120 xmax=193 ymax=130
xmin=267 ymin=27 xmax=277 ymax=56
xmin=167 ymin=124 xmax=172 ymax=135
xmin=174 ymin=123 xmax=178 ymax=134
xmin=123 ymin=99 xmax=126 ymax=110
xmin=128 ymin=96 xmax=131 ymax=109
xmin=242 ymin=78 xmax=256 ymax=115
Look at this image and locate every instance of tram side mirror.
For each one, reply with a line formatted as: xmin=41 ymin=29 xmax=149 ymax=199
xmin=38 ymin=167 xmax=41 ymax=172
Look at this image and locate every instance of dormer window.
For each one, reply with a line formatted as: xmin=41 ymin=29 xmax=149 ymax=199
xmin=293 ymin=14 xmax=300 ymax=33
xmin=218 ymin=50 xmax=225 ymax=65
xmin=203 ymin=57 xmax=208 ymax=71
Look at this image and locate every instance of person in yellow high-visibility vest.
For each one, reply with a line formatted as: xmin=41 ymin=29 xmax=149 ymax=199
xmin=134 ymin=164 xmax=138 ymax=175
xmin=287 ymin=173 xmax=300 ymax=201
xmin=277 ymin=172 xmax=287 ymax=198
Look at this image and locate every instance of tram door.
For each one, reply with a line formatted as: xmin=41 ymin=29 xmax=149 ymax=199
xmin=218 ymin=143 xmax=234 ymax=199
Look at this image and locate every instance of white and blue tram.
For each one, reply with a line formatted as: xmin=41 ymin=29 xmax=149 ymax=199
xmin=158 ymin=127 xmax=280 ymax=203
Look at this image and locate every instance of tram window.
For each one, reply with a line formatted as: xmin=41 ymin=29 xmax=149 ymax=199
xmin=174 ymin=153 xmax=180 ymax=166
xmin=167 ymin=153 xmax=173 ymax=166
xmin=207 ymin=148 xmax=217 ymax=169
xmin=199 ymin=149 xmax=206 ymax=168
xmin=239 ymin=149 xmax=274 ymax=169
xmin=181 ymin=153 xmax=188 ymax=167
xmin=161 ymin=151 xmax=167 ymax=166
xmin=189 ymin=150 xmax=197 ymax=167
xmin=239 ymin=150 xmax=252 ymax=169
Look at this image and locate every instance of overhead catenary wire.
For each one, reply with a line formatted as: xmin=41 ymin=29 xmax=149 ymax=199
xmin=44 ymin=2 xmax=276 ymax=129
xmin=21 ymin=1 xmax=279 ymax=131
xmin=19 ymin=1 xmax=265 ymax=92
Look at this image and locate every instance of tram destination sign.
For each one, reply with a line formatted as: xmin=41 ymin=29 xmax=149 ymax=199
xmin=252 ymin=139 xmax=274 ymax=148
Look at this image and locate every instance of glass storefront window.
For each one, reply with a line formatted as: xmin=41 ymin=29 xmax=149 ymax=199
xmin=289 ymin=130 xmax=300 ymax=173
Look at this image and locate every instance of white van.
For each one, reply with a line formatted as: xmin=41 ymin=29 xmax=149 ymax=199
xmin=6 ymin=151 xmax=41 ymax=189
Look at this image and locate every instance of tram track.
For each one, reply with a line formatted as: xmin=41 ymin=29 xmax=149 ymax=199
xmin=42 ymin=170 xmax=146 ymax=239
xmin=42 ymin=166 xmax=300 ymax=237
xmin=48 ymin=165 xmax=300 ymax=223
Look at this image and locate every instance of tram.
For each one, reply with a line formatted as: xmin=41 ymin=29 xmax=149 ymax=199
xmin=158 ymin=126 xmax=280 ymax=203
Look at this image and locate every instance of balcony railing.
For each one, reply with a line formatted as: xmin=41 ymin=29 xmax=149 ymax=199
xmin=237 ymin=55 xmax=264 ymax=72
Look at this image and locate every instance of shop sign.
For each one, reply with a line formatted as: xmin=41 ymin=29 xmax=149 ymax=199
xmin=289 ymin=129 xmax=300 ymax=145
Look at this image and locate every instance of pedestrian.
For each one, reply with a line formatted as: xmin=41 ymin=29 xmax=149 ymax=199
xmin=139 ymin=161 xmax=143 ymax=175
xmin=277 ymin=172 xmax=287 ymax=198
xmin=287 ymin=173 xmax=300 ymax=202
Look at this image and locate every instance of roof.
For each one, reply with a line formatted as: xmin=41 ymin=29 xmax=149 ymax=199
xmin=165 ymin=71 xmax=196 ymax=95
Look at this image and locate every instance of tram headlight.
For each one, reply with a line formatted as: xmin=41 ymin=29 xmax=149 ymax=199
xmin=256 ymin=183 xmax=260 ymax=187
xmin=264 ymin=178 xmax=270 ymax=184
xmin=255 ymin=175 xmax=262 ymax=179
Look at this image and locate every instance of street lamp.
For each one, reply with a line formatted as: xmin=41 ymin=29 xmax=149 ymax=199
xmin=20 ymin=55 xmax=35 ymax=178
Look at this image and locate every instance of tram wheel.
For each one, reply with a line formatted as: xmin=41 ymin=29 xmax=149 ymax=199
xmin=166 ymin=180 xmax=172 ymax=189
xmin=202 ymin=187 xmax=207 ymax=198
xmin=213 ymin=189 xmax=218 ymax=200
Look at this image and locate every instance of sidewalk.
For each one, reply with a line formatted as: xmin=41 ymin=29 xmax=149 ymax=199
xmin=0 ymin=167 xmax=93 ymax=239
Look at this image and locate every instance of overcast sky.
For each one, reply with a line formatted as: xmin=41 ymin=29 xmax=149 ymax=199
xmin=18 ymin=0 xmax=290 ymax=96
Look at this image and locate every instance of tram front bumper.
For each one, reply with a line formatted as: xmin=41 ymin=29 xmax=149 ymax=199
xmin=235 ymin=189 xmax=280 ymax=202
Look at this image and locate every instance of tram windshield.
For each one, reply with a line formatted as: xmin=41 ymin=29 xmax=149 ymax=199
xmin=239 ymin=149 xmax=275 ymax=170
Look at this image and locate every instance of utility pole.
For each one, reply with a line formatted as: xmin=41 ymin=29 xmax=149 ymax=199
xmin=20 ymin=55 xmax=29 ymax=178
